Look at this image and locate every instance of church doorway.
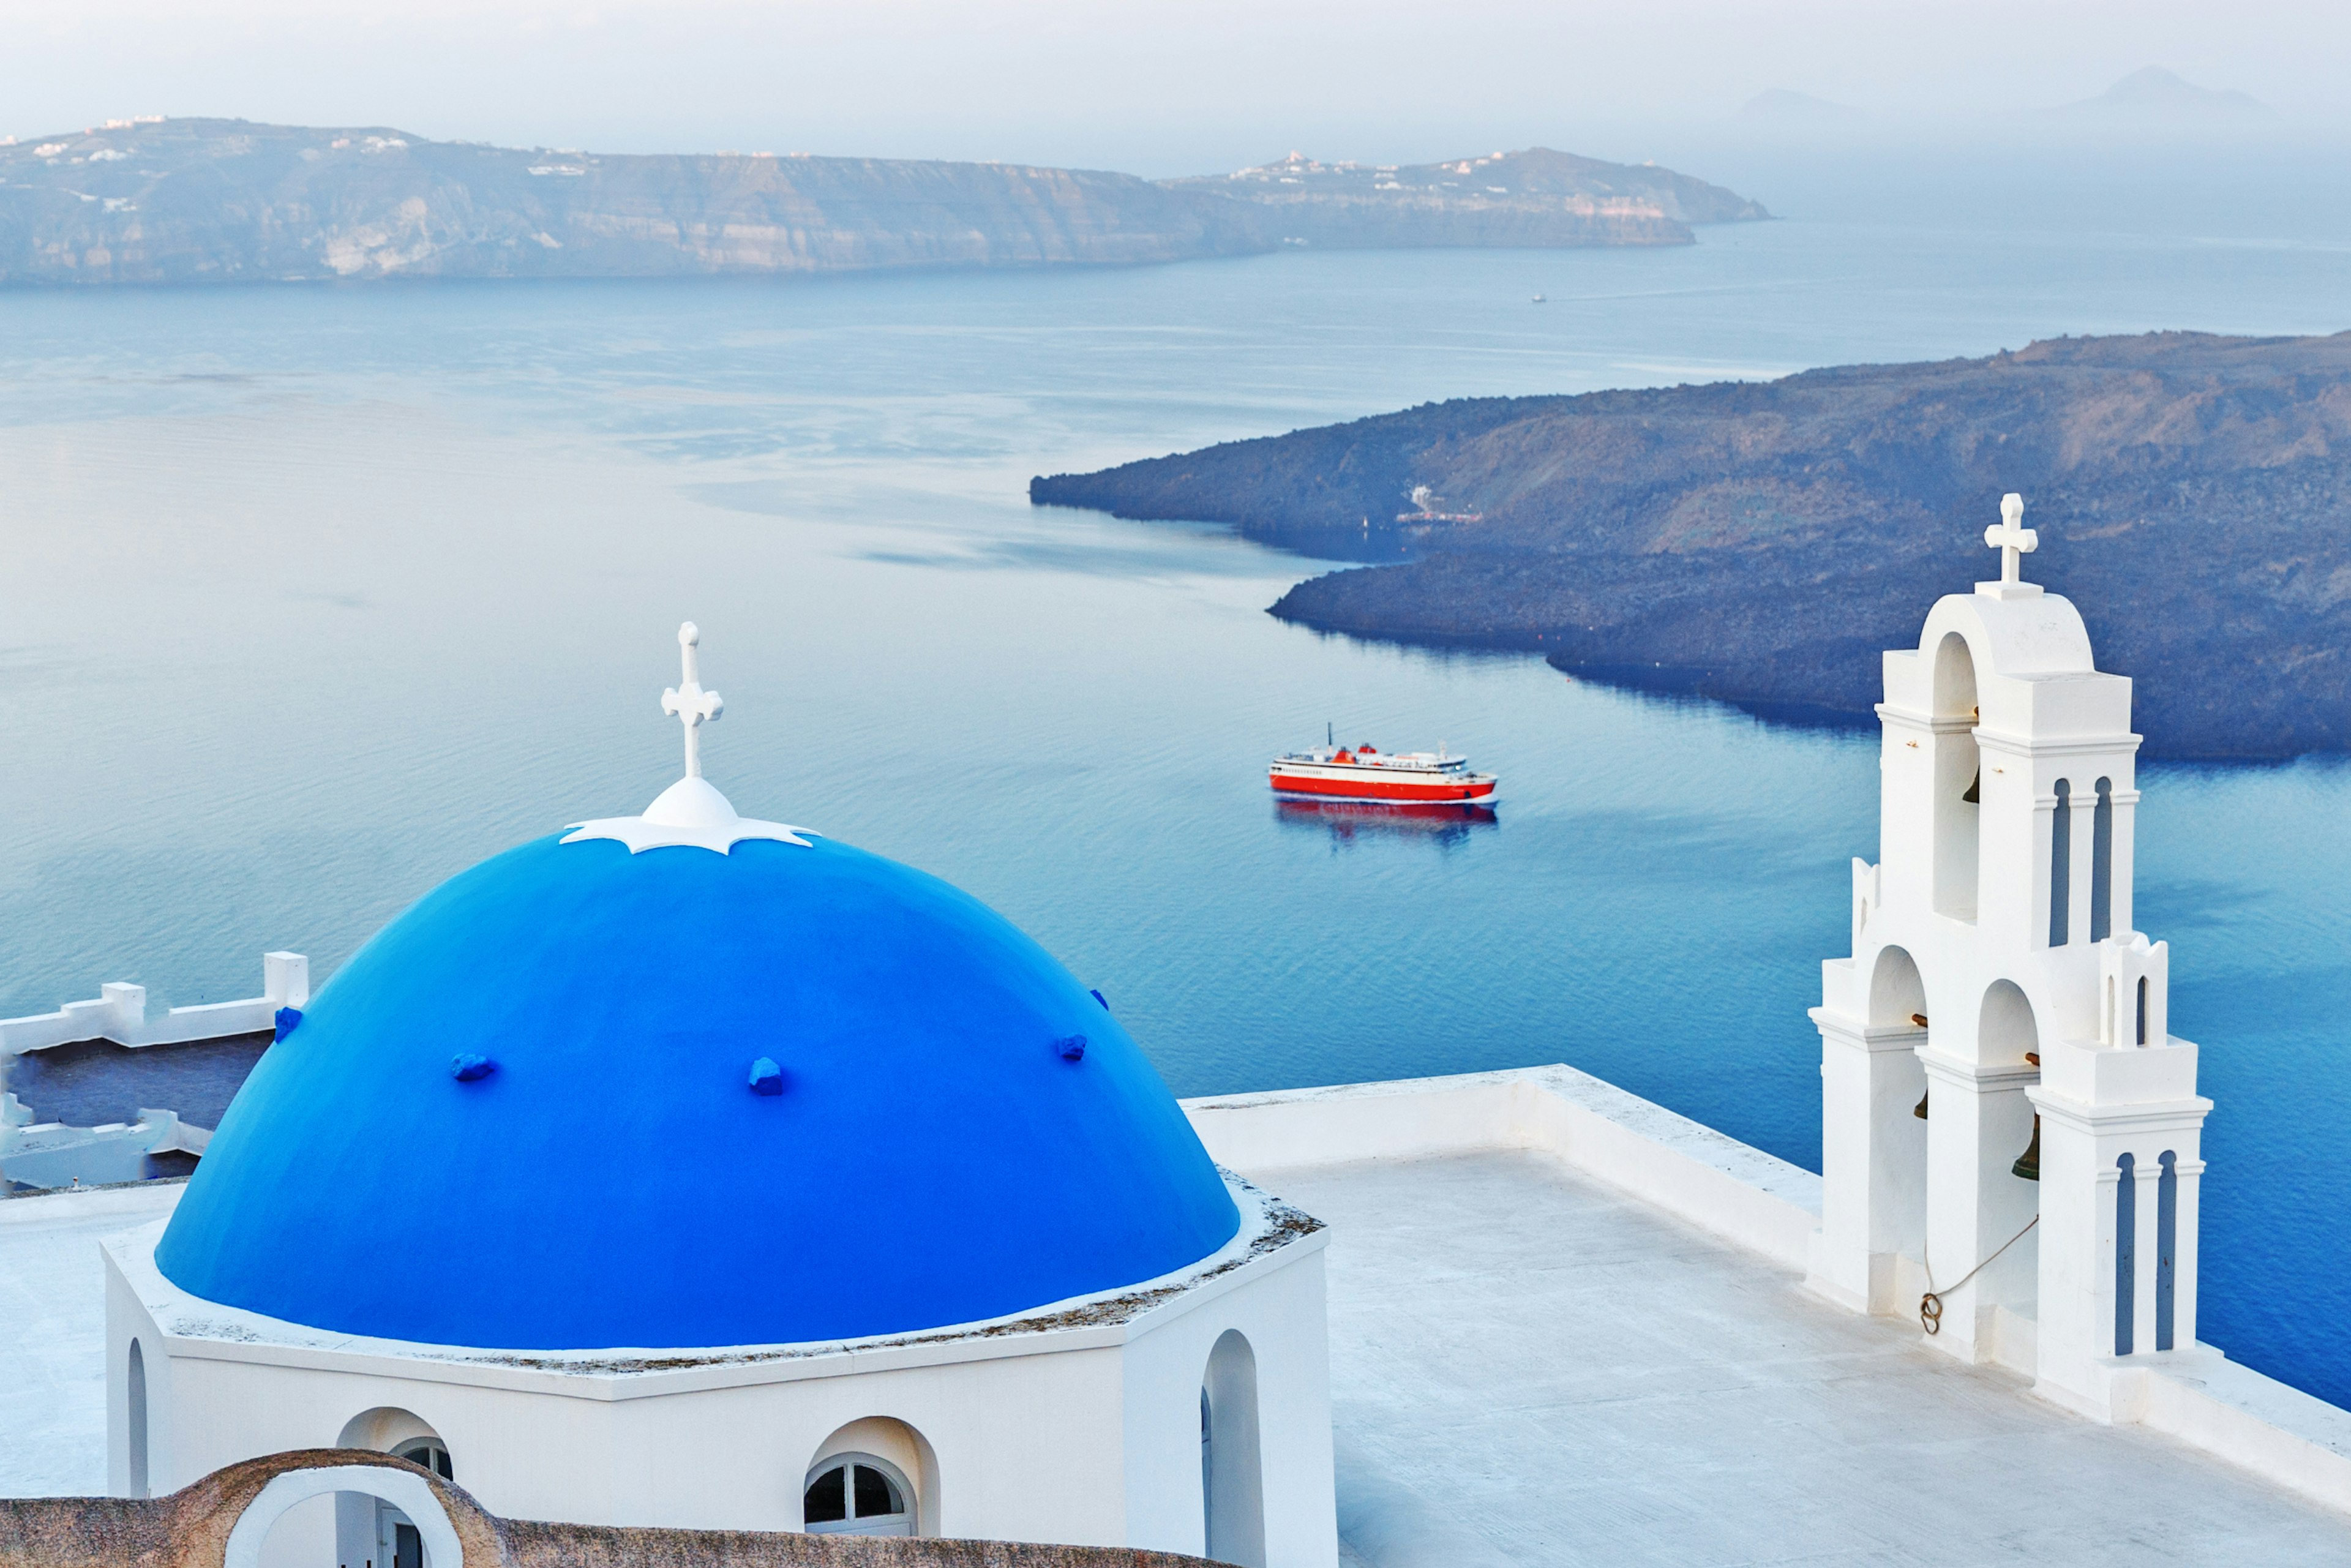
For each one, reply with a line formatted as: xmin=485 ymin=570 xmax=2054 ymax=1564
xmin=801 ymin=1453 xmax=915 ymax=1536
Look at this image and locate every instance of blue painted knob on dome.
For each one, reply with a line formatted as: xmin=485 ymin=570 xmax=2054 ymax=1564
xmin=748 ymin=1057 xmax=784 ymax=1096
xmin=451 ymin=1053 xmax=497 ymax=1082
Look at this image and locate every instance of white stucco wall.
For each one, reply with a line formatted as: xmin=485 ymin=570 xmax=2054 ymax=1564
xmin=106 ymin=1174 xmax=1335 ymax=1566
xmin=1122 ymin=1239 xmax=1334 ymax=1566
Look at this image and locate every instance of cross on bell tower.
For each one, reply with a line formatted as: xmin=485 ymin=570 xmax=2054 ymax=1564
xmin=662 ymin=621 xmax=724 ymax=779
xmin=1985 ymin=492 xmax=2038 ymax=587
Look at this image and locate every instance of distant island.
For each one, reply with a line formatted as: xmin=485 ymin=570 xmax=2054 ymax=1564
xmin=2057 ymin=67 xmax=2276 ymax=126
xmin=1032 ymin=331 xmax=2351 ymax=759
xmin=0 ymin=121 xmax=1766 ymax=285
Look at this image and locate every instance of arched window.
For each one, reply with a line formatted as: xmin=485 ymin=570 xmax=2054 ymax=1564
xmin=2137 ymin=977 xmax=2150 ymax=1047
xmin=2049 ymin=779 xmax=2072 ymax=946
xmin=2091 ymin=778 xmax=2114 ymax=942
xmin=803 ymin=1454 xmax=914 ymax=1537
xmin=393 ymin=1438 xmax=452 ymax=1480
xmin=126 ymin=1340 xmax=149 ymax=1499
xmin=2114 ymin=1153 xmax=2135 ymax=1356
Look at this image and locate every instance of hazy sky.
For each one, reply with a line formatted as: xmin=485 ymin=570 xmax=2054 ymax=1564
xmin=4 ymin=0 xmax=2344 ymax=173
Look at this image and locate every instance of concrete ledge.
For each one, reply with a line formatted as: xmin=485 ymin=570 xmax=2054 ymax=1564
xmin=2132 ymin=1352 xmax=2351 ymax=1515
xmin=1182 ymin=1065 xmax=1822 ymax=1272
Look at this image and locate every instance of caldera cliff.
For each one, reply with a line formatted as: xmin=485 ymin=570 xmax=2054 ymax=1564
xmin=1032 ymin=331 xmax=2351 ymax=759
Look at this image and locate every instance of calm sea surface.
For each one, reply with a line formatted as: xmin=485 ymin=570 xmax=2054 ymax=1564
xmin=4 ymin=203 xmax=2350 ymax=1398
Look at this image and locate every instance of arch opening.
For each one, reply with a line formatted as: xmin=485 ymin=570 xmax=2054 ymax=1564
xmin=1977 ymin=983 xmax=2042 ymax=1307
xmin=1931 ymin=633 xmax=1981 ymax=921
xmin=1867 ymin=947 xmax=1927 ymax=1030
xmin=1865 ymin=947 xmax=1930 ymax=1261
xmin=126 ymin=1339 xmax=149 ymax=1499
xmin=229 ymin=1466 xmax=459 ymax=1568
xmin=1202 ymin=1329 xmax=1266 ymax=1568
xmin=1978 ymin=980 xmax=2039 ymax=1068
xmin=334 ymin=1411 xmax=450 ymax=1568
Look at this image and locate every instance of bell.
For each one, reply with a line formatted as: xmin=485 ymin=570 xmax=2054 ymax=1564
xmin=2011 ymin=1114 xmax=2041 ymax=1182
xmin=1962 ymin=768 xmax=1981 ymax=805
xmin=1913 ymin=1089 xmax=1929 ymax=1120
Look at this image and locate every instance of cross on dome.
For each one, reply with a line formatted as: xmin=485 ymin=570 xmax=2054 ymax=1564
xmin=1985 ymin=492 xmax=2038 ymax=585
xmin=662 ymin=621 xmax=724 ymax=779
xmin=560 ymin=621 xmax=814 ymax=855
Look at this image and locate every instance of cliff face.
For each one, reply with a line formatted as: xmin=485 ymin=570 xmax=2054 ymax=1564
xmin=0 ymin=122 xmax=1768 ymax=285
xmin=0 ymin=119 xmax=1267 ymax=283
xmin=1032 ymin=332 xmax=2351 ymax=759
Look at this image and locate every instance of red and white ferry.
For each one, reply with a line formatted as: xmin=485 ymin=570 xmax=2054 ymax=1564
xmin=1268 ymin=739 xmax=1499 ymax=806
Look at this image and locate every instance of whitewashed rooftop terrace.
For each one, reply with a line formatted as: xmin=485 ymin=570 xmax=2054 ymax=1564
xmin=1274 ymin=1147 xmax=2351 ymax=1567
xmin=7 ymin=1129 xmax=2351 ymax=1562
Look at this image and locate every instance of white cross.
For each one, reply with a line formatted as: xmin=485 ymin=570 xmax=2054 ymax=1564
xmin=661 ymin=621 xmax=723 ymax=778
xmin=1984 ymin=492 xmax=2038 ymax=584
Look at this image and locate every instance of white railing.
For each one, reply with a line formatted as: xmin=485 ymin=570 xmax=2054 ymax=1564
xmin=0 ymin=953 xmax=309 ymax=1056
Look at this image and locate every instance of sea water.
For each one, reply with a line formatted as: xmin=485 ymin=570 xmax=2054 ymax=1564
xmin=3 ymin=197 xmax=2350 ymax=1398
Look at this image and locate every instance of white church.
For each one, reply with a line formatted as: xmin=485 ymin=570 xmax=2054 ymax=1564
xmin=9 ymin=496 xmax=2351 ymax=1565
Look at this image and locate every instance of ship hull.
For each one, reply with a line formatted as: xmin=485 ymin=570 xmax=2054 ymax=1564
xmin=1268 ymin=767 xmax=1499 ymax=805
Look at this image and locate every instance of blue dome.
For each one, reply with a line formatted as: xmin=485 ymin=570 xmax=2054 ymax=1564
xmin=156 ymin=831 xmax=1239 ymax=1351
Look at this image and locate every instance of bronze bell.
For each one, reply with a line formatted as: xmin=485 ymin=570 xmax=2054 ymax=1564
xmin=1913 ymin=1089 xmax=1929 ymax=1120
xmin=1962 ymin=768 xmax=1981 ymax=805
xmin=2011 ymin=1113 xmax=2041 ymax=1182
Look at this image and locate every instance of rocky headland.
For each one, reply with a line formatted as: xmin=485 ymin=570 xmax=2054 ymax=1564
xmin=1162 ymin=147 xmax=1766 ymax=249
xmin=1032 ymin=331 xmax=2351 ymax=759
xmin=0 ymin=121 xmax=1764 ymax=285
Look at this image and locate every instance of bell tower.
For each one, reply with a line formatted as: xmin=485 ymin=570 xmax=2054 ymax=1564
xmin=1807 ymin=495 xmax=2211 ymax=1419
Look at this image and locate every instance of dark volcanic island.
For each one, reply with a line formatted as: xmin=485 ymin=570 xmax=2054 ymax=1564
xmin=1032 ymin=331 xmax=2351 ymax=758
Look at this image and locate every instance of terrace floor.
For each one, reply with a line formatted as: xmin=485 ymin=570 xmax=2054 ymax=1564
xmin=1260 ymin=1147 xmax=2351 ymax=1566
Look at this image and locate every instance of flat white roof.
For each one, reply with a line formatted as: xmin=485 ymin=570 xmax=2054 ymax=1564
xmin=1266 ymin=1146 xmax=2351 ymax=1566
xmin=0 ymin=1182 xmax=181 ymax=1495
